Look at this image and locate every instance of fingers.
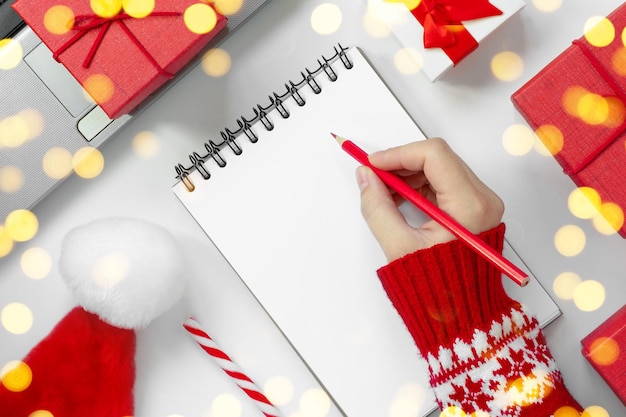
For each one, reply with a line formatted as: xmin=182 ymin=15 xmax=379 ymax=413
xmin=356 ymin=138 xmax=505 ymax=261
xmin=368 ymin=138 xmax=504 ymax=234
xmin=356 ymin=166 xmax=425 ymax=261
xmin=368 ymin=138 xmax=471 ymax=195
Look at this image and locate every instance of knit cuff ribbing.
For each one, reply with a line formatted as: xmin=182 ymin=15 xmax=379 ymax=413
xmin=377 ymin=223 xmax=519 ymax=357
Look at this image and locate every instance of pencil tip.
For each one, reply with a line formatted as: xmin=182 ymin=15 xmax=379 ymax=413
xmin=330 ymin=132 xmax=344 ymax=145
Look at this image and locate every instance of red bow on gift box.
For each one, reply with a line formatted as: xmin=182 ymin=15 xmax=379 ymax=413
xmin=53 ymin=12 xmax=181 ymax=78
xmin=407 ymin=0 xmax=502 ymax=63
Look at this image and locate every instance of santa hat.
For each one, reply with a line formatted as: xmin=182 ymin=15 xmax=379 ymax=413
xmin=0 ymin=217 xmax=186 ymax=417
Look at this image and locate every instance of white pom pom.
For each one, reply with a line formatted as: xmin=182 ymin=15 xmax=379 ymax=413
xmin=59 ymin=217 xmax=186 ymax=329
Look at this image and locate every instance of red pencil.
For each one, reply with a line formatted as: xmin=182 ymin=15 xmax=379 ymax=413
xmin=332 ymin=133 xmax=529 ymax=287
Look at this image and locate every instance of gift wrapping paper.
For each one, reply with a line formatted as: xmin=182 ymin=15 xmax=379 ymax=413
xmin=512 ymin=3 xmax=626 ymax=237
xmin=13 ymin=0 xmax=227 ymax=118
xmin=581 ymin=304 xmax=626 ymax=405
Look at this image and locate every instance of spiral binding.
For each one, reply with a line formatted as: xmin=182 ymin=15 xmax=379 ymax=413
xmin=175 ymin=43 xmax=353 ymax=192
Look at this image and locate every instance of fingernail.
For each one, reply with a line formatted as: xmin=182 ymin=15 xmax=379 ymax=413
xmin=356 ymin=166 xmax=370 ymax=191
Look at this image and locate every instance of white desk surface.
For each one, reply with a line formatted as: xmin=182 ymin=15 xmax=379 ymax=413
xmin=1 ymin=0 xmax=625 ymax=416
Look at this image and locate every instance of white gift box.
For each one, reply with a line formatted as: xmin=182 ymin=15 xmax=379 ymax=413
xmin=365 ymin=0 xmax=526 ymax=81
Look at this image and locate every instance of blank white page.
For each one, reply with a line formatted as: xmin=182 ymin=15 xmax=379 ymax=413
xmin=173 ymin=46 xmax=559 ymax=417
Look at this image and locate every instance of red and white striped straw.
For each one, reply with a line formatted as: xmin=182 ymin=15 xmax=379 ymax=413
xmin=183 ymin=317 xmax=282 ymax=417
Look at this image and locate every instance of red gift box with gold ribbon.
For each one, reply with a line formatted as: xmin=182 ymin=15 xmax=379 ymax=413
xmin=12 ymin=0 xmax=227 ymax=119
xmin=512 ymin=3 xmax=626 ymax=237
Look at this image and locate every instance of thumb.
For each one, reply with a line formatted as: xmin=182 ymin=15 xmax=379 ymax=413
xmin=356 ymin=166 xmax=416 ymax=261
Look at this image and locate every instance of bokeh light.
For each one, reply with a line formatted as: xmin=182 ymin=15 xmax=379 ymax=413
xmin=577 ymin=93 xmax=608 ymax=125
xmin=184 ymin=3 xmax=218 ymax=35
xmin=201 ymin=48 xmax=232 ymax=77
xmin=0 ymin=38 xmax=23 ymax=70
xmin=83 ymin=73 xmax=115 ymax=104
xmin=389 ymin=383 xmax=426 ymax=417
xmin=132 ymin=131 xmax=161 ymax=158
xmin=211 ymin=393 xmax=242 ymax=417
xmin=0 ymin=115 xmax=30 ymax=148
xmin=562 ymin=85 xmax=587 ymax=117
xmin=5 ymin=209 xmax=38 ymax=242
xmin=601 ymin=96 xmax=625 ymax=127
xmin=122 ymin=0 xmax=154 ymax=18
xmin=534 ymin=124 xmax=563 ymax=155
xmin=439 ymin=405 xmax=466 ymax=417
xmin=0 ymin=225 xmax=14 ymax=257
xmin=612 ymin=47 xmax=626 ymax=76
xmin=1 ymin=360 xmax=32 ymax=392
xmin=383 ymin=0 xmax=420 ymax=8
xmin=362 ymin=7 xmax=392 ymax=38
xmin=311 ymin=3 xmax=343 ymax=35
xmin=0 ymin=108 xmax=44 ymax=148
xmin=554 ymin=225 xmax=585 ymax=257
xmin=592 ymin=202 xmax=624 ymax=235
xmin=18 ymin=108 xmax=45 ymax=140
xmin=366 ymin=0 xmax=412 ymax=32
xmin=509 ymin=369 xmax=554 ymax=407
xmin=90 ymin=0 xmax=122 ymax=18
xmin=0 ymin=166 xmax=25 ymax=193
xmin=581 ymin=405 xmax=610 ymax=417
xmin=532 ymin=0 xmax=562 ymax=13
xmin=587 ymin=336 xmax=620 ymax=366
xmin=568 ymin=187 xmax=601 ymax=219
xmin=1 ymin=302 xmax=34 ymax=335
xmin=394 ymin=47 xmax=423 ymax=74
xmin=502 ymin=124 xmax=534 ymax=156
xmin=491 ymin=51 xmax=524 ymax=82
xmin=573 ymin=280 xmax=605 ymax=311
xmin=555 ymin=406 xmax=583 ymax=417
xmin=214 ymin=0 xmax=243 ymax=15
xmin=561 ymin=86 xmax=625 ymax=127
xmin=552 ymin=271 xmax=582 ymax=300
xmin=584 ymin=17 xmax=615 ymax=48
xmin=92 ymin=252 xmax=131 ymax=288
xmin=73 ymin=146 xmax=105 ymax=179
xmin=43 ymin=147 xmax=73 ymax=179
xmin=21 ymin=247 xmax=52 ymax=280
xmin=264 ymin=375 xmax=294 ymax=406
xmin=29 ymin=411 xmax=54 ymax=417
xmin=43 ymin=5 xmax=75 ymax=35
xmin=299 ymin=388 xmax=331 ymax=417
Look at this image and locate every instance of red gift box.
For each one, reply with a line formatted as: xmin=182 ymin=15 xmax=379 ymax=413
xmin=581 ymin=304 xmax=626 ymax=405
xmin=12 ymin=0 xmax=227 ymax=119
xmin=511 ymin=3 xmax=626 ymax=237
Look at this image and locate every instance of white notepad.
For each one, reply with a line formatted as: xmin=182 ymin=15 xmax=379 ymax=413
xmin=173 ymin=45 xmax=560 ymax=417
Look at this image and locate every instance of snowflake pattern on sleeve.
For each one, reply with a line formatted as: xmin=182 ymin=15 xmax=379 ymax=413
xmin=424 ymin=305 xmax=564 ymax=417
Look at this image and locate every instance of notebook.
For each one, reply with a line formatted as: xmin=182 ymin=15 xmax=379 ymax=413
xmin=173 ymin=44 xmax=560 ymax=417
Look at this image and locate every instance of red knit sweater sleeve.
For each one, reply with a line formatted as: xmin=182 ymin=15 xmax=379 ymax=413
xmin=377 ymin=223 xmax=583 ymax=417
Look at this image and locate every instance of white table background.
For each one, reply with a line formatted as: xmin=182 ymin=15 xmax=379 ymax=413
xmin=1 ymin=0 xmax=625 ymax=416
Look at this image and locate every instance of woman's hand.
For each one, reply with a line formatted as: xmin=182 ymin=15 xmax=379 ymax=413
xmin=357 ymin=138 xmax=504 ymax=262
